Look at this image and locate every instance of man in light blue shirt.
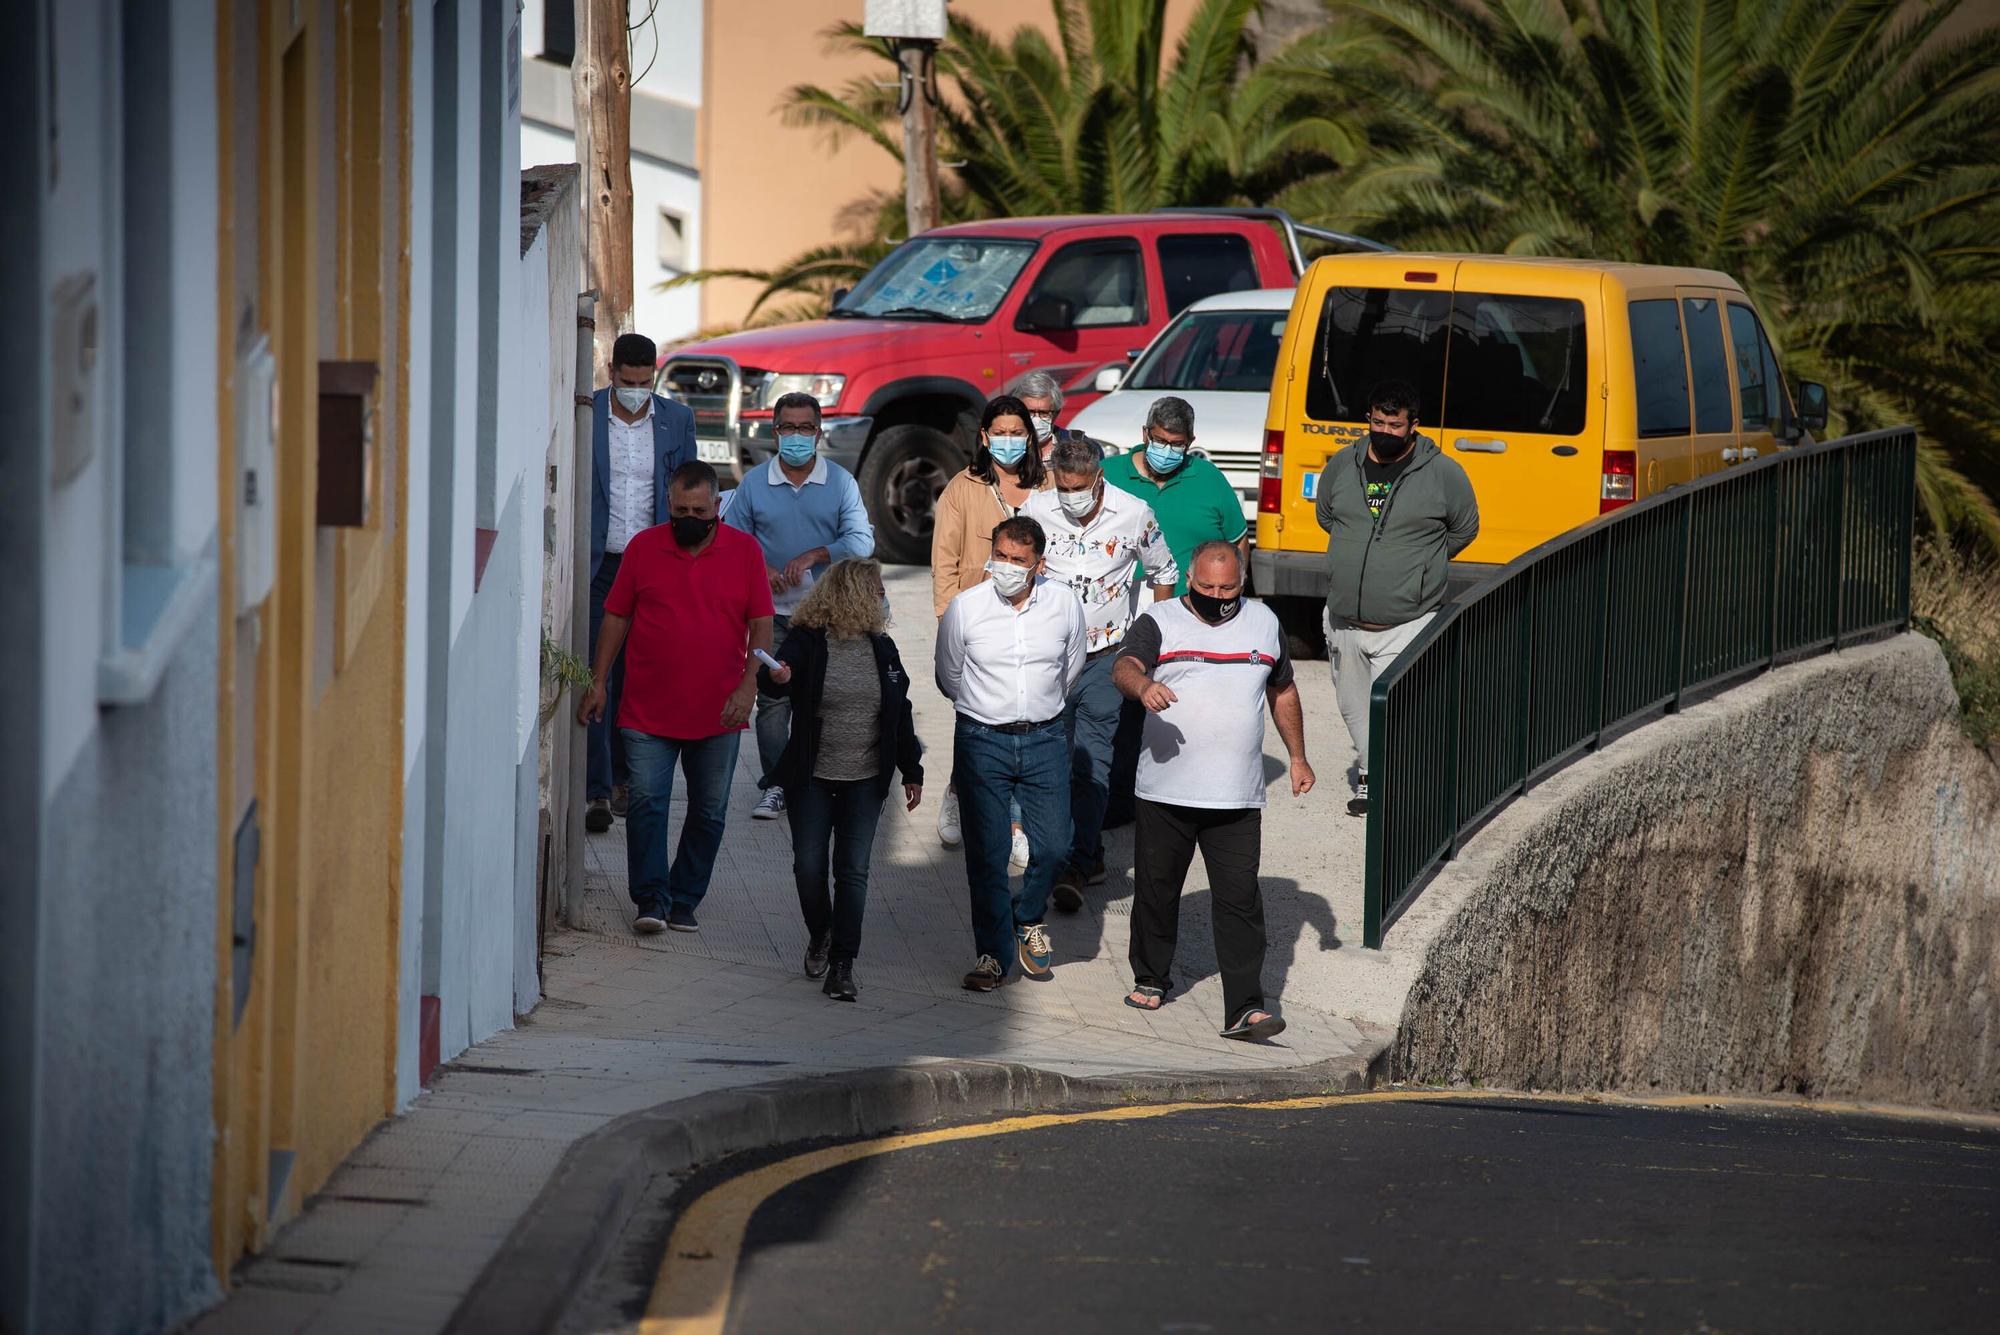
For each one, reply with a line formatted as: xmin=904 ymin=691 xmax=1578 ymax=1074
xmin=724 ymin=390 xmax=876 ymax=820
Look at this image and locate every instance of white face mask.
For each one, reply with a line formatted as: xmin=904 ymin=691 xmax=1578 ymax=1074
xmin=1030 ymin=414 xmax=1054 ymax=442
xmin=984 ymin=560 xmax=1033 ymax=598
xmin=614 ymin=386 xmax=651 ymax=413
xmin=1057 ymin=483 xmax=1099 ymax=520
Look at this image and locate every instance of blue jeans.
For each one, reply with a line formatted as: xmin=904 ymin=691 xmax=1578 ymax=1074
xmin=621 ymin=728 xmax=741 ymax=914
xmin=953 ymin=716 xmax=1071 ymax=972
xmin=753 ymin=613 xmax=792 ymax=791
xmin=586 ymin=554 xmax=627 ymax=800
xmin=1063 ymin=651 xmax=1123 ymax=871
xmin=786 ymin=774 xmax=888 ymax=961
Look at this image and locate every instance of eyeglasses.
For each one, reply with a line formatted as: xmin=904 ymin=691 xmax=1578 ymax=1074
xmin=1143 ymin=435 xmax=1189 ymax=450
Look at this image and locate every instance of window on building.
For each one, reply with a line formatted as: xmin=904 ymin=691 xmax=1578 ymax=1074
xmin=657 ymin=208 xmax=686 ymax=274
xmin=1682 ymin=296 xmax=1734 ymax=434
xmin=1302 ymin=286 xmax=1450 ymax=423
xmin=1440 ymin=292 xmax=1587 ymax=436
xmin=1019 ymin=239 xmax=1147 ymax=329
xmin=542 ymin=0 xmax=574 ymax=65
xmin=1628 ymin=299 xmax=1691 ymax=437
xmin=1156 ymin=234 xmax=1257 ymax=316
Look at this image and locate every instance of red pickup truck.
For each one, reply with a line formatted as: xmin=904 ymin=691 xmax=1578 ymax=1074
xmin=659 ymin=209 xmax=1379 ymax=561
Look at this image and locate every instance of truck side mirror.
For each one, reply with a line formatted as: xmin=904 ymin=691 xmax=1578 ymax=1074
xmin=1796 ymin=380 xmax=1828 ymax=433
xmin=1093 ymin=365 xmax=1125 ymax=394
xmin=1017 ymin=294 xmax=1075 ymax=333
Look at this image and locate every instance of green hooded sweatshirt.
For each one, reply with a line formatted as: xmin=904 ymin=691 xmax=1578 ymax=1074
xmin=1314 ymin=434 xmax=1480 ymax=627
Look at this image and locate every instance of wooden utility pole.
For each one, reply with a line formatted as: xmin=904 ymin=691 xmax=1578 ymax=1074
xmin=896 ymin=40 xmax=940 ymax=236
xmin=572 ymin=0 xmax=633 ymax=369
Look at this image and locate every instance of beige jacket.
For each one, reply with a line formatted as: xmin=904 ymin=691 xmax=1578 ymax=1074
xmin=930 ymin=468 xmax=1051 ymax=618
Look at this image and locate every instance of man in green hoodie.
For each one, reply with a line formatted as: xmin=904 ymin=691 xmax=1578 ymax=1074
xmin=1315 ymin=380 xmax=1479 ymax=816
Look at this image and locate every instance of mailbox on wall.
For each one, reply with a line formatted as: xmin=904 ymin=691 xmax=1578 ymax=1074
xmin=317 ymin=359 xmax=378 ymax=527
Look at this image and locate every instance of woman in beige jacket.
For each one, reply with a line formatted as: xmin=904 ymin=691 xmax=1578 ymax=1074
xmin=930 ymin=395 xmax=1051 ymax=852
xmin=930 ymin=394 xmax=1050 ymax=617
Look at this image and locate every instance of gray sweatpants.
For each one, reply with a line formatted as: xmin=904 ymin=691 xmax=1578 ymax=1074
xmin=1325 ymin=609 xmax=1435 ymax=783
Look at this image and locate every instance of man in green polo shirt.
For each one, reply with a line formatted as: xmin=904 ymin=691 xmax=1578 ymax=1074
xmin=1101 ymin=396 xmax=1250 ymax=828
xmin=1102 ymin=396 xmax=1249 ymax=594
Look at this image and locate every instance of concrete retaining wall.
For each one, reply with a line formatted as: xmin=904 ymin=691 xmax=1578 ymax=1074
xmin=1392 ymin=634 xmax=2000 ymax=1112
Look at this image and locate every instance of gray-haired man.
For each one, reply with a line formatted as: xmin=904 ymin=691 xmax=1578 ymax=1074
xmin=1015 ymin=370 xmax=1076 ymax=464
xmin=1022 ymin=437 xmax=1179 ymax=908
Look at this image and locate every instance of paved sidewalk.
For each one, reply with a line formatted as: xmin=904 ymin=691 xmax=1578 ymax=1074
xmin=191 ymin=566 xmax=1388 ymax=1335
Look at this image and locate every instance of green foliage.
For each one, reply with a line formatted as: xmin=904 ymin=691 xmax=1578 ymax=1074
xmin=661 ymin=0 xmax=1372 ymax=327
xmin=1282 ymin=0 xmax=2000 ymax=550
xmin=539 ymin=634 xmax=594 ymax=723
xmin=1913 ymin=541 xmax=2000 ymax=747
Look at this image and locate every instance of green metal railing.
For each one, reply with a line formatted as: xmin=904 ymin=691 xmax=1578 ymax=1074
xmin=1360 ymin=427 xmax=1917 ymax=948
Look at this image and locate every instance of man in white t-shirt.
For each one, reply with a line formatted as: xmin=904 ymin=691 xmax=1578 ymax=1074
xmin=1111 ymin=541 xmax=1314 ymax=1040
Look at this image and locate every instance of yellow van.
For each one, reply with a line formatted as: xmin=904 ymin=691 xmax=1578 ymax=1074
xmin=1251 ymin=253 xmax=1827 ymax=638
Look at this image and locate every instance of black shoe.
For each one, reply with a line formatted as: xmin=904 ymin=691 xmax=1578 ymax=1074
xmin=585 ymin=798 xmax=613 ymax=833
xmin=1051 ymin=864 xmax=1085 ymax=913
xmin=1346 ymin=774 xmax=1368 ymax=818
xmin=609 ymin=785 xmax=629 ymax=819
xmin=823 ymin=959 xmax=857 ymax=1002
xmin=804 ymin=934 xmax=831 ymax=979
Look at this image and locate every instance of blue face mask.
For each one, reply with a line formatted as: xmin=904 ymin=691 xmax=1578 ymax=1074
xmin=986 ymin=433 xmax=1029 ymax=467
xmin=1145 ymin=440 xmax=1189 ymax=475
xmin=777 ymin=431 xmax=818 ymax=467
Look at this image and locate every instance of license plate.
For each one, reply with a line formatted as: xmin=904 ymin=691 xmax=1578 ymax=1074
xmin=696 ymin=438 xmax=732 ymax=463
xmin=1301 ymin=471 xmax=1318 ymax=500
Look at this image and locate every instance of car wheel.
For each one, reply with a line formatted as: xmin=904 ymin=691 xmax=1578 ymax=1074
xmin=858 ymin=423 xmax=960 ymax=565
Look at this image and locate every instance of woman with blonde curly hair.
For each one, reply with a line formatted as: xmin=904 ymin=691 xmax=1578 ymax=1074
xmin=757 ymin=559 xmax=924 ymax=1000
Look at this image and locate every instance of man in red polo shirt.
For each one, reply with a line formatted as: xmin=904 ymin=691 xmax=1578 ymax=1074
xmin=579 ymin=460 xmax=775 ymax=933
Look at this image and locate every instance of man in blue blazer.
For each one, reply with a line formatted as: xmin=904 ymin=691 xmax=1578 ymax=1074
xmin=587 ymin=332 xmax=696 ymax=832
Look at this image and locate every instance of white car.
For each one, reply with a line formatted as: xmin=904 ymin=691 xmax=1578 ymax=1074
xmin=1065 ymin=287 xmax=1292 ymax=521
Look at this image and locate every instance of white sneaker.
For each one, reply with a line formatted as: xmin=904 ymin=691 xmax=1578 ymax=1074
xmin=1009 ymin=825 xmax=1031 ymax=870
xmin=937 ymin=789 xmax=962 ymax=847
xmin=753 ymin=788 xmax=786 ymax=820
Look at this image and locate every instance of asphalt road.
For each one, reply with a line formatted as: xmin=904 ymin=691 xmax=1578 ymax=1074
xmin=675 ymin=1095 xmax=1998 ymax=1334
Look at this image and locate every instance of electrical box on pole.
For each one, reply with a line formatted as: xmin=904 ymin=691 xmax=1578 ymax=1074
xmin=863 ymin=1 xmax=947 ymax=40
xmin=865 ymin=1 xmax=947 ymax=236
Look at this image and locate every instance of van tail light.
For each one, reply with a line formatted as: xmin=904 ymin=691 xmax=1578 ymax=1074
xmin=1600 ymin=449 xmax=1637 ymax=513
xmin=1259 ymin=429 xmax=1285 ymax=513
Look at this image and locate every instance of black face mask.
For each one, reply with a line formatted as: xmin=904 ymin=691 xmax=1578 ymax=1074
xmin=1188 ymin=589 xmax=1240 ymax=624
xmin=1369 ymin=429 xmax=1414 ymax=460
xmin=670 ymin=515 xmax=717 ymax=549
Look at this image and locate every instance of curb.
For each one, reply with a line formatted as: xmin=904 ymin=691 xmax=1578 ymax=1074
xmin=443 ymin=1045 xmax=1391 ymax=1335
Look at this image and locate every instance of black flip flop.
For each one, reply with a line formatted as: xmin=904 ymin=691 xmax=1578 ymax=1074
xmin=1220 ymin=1007 xmax=1286 ymax=1041
xmin=1123 ymin=984 xmax=1165 ymax=1012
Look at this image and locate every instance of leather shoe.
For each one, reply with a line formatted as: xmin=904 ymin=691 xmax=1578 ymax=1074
xmin=823 ymin=959 xmax=857 ymax=1002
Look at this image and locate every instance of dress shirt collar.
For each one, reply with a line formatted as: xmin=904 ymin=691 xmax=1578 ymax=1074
xmin=610 ymin=394 xmax=654 ymax=428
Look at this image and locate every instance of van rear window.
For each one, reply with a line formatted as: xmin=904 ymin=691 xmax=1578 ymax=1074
xmin=1441 ymin=293 xmax=1587 ymax=436
xmin=1303 ymin=287 xmax=1450 ymax=422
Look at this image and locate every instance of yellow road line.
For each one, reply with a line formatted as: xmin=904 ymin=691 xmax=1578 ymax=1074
xmin=638 ymin=1087 xmax=2000 ymax=1335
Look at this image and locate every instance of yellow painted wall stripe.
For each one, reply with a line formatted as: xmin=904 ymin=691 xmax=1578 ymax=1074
xmin=639 ymin=1088 xmax=2000 ymax=1335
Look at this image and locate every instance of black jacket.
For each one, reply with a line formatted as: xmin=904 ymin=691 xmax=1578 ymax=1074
xmin=756 ymin=626 xmax=924 ymax=792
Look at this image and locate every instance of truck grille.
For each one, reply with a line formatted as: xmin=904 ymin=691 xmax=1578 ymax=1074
xmin=660 ymin=359 xmax=769 ymax=436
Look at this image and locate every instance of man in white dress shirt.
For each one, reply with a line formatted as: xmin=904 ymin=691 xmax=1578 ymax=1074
xmin=1020 ymin=436 xmax=1178 ymax=912
xmin=935 ymin=516 xmax=1087 ymax=991
xmin=588 ymin=333 xmax=694 ymax=832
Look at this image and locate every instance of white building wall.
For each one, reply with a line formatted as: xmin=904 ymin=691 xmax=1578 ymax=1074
xmin=518 ymin=0 xmax=702 ymax=346
xmin=21 ymin=0 xmax=223 ymax=1329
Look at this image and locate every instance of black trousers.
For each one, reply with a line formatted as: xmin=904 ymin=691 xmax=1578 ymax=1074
xmin=1129 ymin=799 xmax=1267 ymax=1020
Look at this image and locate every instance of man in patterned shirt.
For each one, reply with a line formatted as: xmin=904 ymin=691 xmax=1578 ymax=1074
xmin=1022 ymin=436 xmax=1179 ymax=911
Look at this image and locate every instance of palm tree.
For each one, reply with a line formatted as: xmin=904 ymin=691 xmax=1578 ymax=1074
xmin=1279 ymin=0 xmax=2000 ymax=547
xmin=663 ymin=0 xmax=1374 ymax=323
